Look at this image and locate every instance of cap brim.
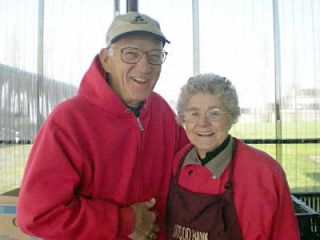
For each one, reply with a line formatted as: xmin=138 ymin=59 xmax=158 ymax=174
xmin=110 ymin=31 xmax=170 ymax=46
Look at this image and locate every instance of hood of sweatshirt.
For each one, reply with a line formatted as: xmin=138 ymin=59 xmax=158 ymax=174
xmin=77 ymin=55 xmax=151 ymax=117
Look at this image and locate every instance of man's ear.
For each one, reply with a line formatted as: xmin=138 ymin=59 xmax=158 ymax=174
xmin=99 ymin=48 xmax=110 ymax=72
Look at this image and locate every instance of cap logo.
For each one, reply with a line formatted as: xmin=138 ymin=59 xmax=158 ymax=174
xmin=131 ymin=15 xmax=148 ymax=24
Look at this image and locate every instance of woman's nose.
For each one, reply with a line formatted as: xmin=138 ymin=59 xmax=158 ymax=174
xmin=197 ymin=113 xmax=211 ymax=126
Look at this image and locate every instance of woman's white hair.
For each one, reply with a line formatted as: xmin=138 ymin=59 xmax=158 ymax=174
xmin=176 ymin=73 xmax=241 ymax=125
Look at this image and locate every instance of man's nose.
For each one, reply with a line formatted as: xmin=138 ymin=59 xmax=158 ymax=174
xmin=135 ymin=53 xmax=152 ymax=72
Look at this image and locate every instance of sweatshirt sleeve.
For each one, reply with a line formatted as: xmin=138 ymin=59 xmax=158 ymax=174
xmin=16 ymin=120 xmax=134 ymax=239
xmin=271 ymin=170 xmax=301 ymax=240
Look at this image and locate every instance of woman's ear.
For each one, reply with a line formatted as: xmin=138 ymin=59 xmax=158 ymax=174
xmin=99 ymin=48 xmax=110 ymax=72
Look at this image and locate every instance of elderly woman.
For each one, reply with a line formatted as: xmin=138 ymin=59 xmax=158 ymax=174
xmin=166 ymin=73 xmax=300 ymax=240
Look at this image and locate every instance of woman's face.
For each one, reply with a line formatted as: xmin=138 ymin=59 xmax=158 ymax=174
xmin=183 ymin=93 xmax=231 ymax=158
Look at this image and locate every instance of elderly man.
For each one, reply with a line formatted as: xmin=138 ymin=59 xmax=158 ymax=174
xmin=17 ymin=12 xmax=188 ymax=240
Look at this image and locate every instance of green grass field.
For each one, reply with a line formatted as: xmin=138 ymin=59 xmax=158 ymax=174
xmin=0 ymin=119 xmax=319 ymax=194
xmin=0 ymin=144 xmax=31 ymax=194
xmin=0 ymin=143 xmax=319 ymax=194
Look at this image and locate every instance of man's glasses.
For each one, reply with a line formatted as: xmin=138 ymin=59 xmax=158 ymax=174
xmin=181 ymin=107 xmax=226 ymax=123
xmin=111 ymin=47 xmax=168 ymax=65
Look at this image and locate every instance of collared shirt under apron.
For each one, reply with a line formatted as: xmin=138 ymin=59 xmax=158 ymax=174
xmin=166 ymin=138 xmax=242 ymax=240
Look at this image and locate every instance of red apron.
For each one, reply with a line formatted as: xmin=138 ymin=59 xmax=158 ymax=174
xmin=166 ymin=144 xmax=242 ymax=240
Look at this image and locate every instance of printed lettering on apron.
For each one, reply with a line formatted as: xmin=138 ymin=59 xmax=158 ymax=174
xmin=172 ymin=224 xmax=209 ymax=240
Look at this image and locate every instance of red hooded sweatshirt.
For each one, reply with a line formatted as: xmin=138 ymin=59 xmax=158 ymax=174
xmin=17 ymin=56 xmax=189 ymax=239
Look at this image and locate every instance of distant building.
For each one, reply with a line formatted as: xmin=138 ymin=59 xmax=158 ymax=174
xmin=0 ymin=63 xmax=77 ymax=142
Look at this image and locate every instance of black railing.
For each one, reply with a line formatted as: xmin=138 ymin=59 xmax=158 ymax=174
xmin=293 ymin=192 xmax=320 ymax=213
xmin=293 ymin=194 xmax=320 ymax=239
xmin=1 ymin=138 xmax=320 ymax=145
xmin=243 ymin=138 xmax=320 ymax=144
xmin=0 ymin=140 xmax=32 ymax=145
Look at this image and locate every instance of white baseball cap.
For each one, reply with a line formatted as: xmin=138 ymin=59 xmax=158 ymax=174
xmin=105 ymin=11 xmax=170 ymax=46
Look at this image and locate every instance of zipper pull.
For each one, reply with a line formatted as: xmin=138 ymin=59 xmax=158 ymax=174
xmin=136 ymin=117 xmax=145 ymax=131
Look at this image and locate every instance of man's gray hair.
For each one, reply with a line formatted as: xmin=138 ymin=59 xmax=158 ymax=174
xmin=176 ymin=73 xmax=241 ymax=125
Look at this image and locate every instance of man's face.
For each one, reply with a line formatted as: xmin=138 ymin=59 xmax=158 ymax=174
xmin=100 ymin=34 xmax=163 ymax=107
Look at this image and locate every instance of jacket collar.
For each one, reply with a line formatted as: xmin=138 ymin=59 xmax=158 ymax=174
xmin=78 ymin=54 xmax=151 ymax=116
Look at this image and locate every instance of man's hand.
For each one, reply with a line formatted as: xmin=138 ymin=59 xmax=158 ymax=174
xmin=128 ymin=198 xmax=160 ymax=240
